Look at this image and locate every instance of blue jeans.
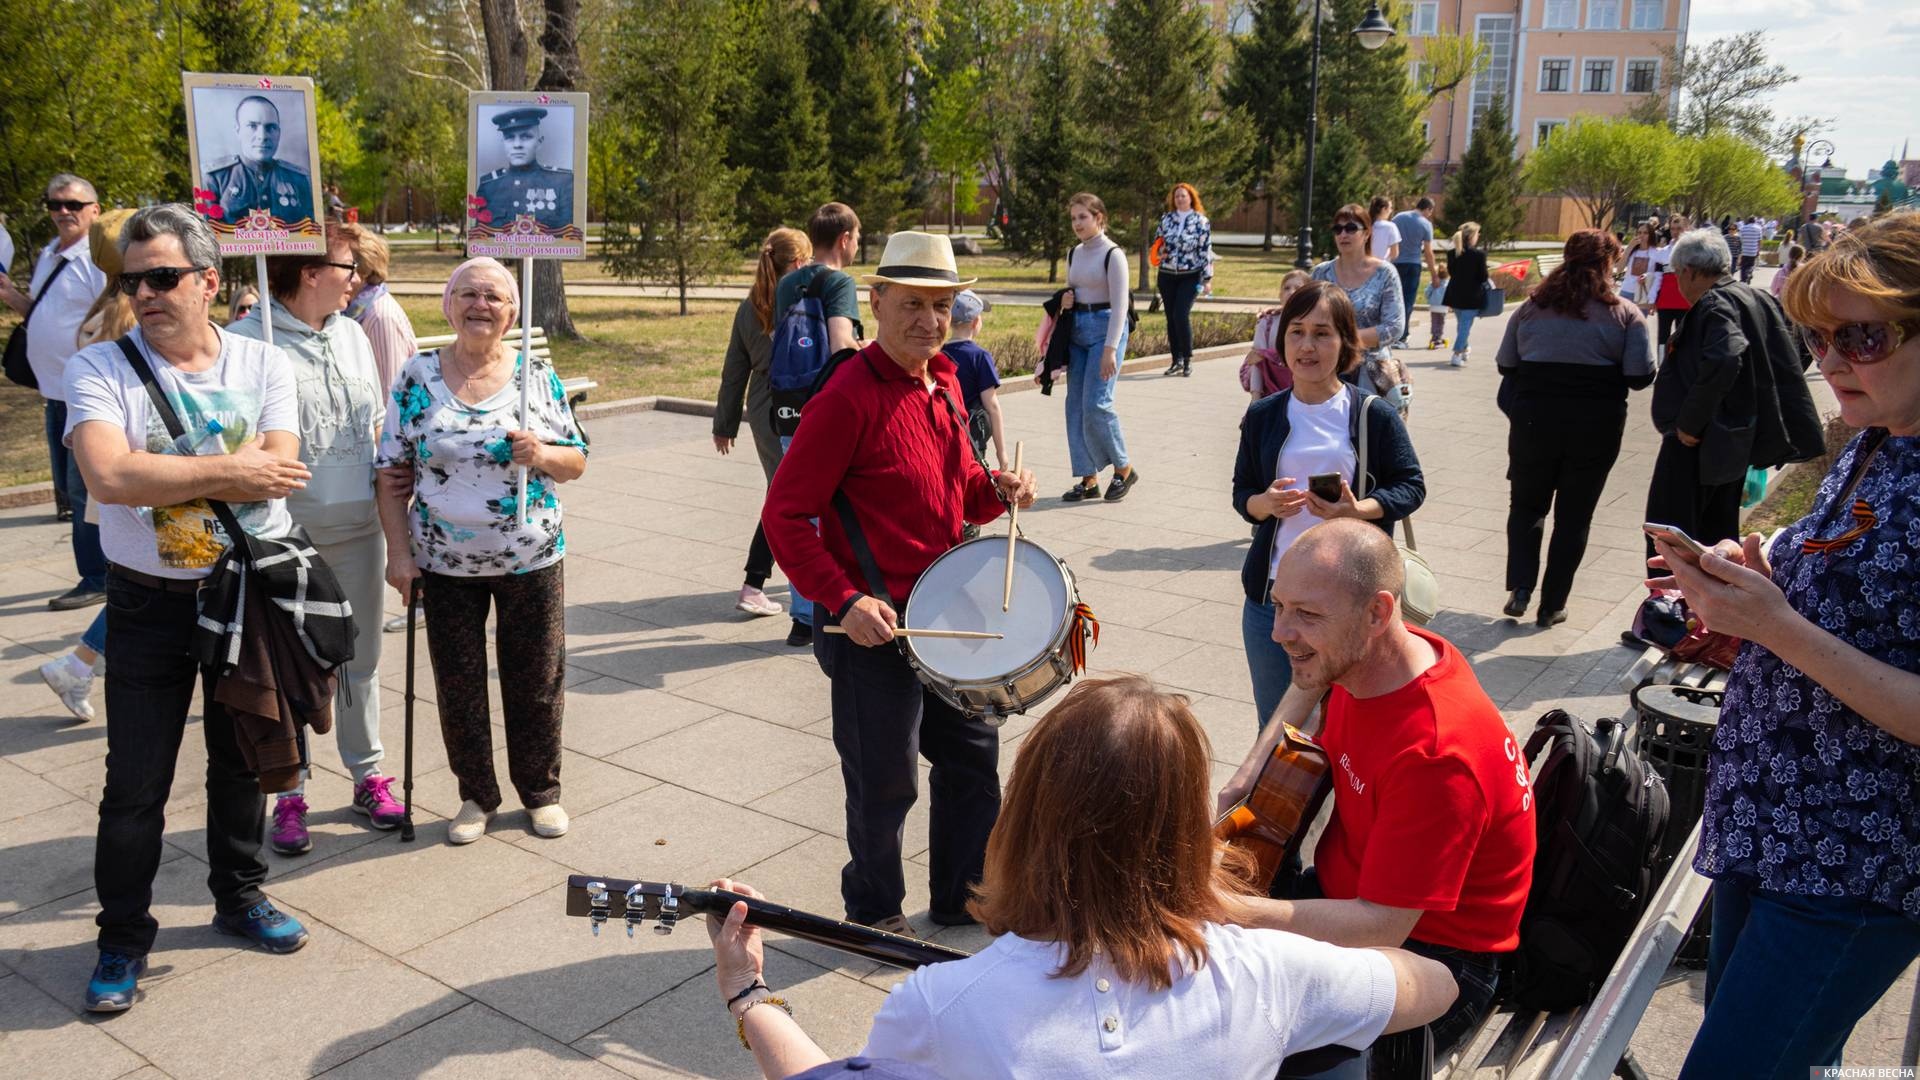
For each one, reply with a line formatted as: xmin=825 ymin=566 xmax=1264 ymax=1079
xmin=81 ymin=610 xmax=106 ymax=654
xmin=1065 ymin=309 xmax=1129 ymax=477
xmin=1393 ymin=263 xmax=1423 ymax=341
xmin=1678 ymin=876 xmax=1920 ymax=1079
xmin=775 ymin=434 xmax=813 ymax=627
xmin=1449 ymin=307 xmax=1479 ymax=354
xmin=1241 ymin=596 xmax=1294 ymax=730
xmin=46 ymin=400 xmax=107 ymax=590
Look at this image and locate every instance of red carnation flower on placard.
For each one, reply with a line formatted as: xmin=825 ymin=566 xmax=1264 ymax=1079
xmin=206 ymin=205 xmax=225 ymax=220
xmin=475 ymin=210 xmax=493 ymax=224
xmin=258 ymin=78 xmax=273 ymax=89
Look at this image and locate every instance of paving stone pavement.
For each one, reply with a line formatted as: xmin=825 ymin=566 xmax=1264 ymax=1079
xmin=1 ymin=304 xmax=1912 ymax=1078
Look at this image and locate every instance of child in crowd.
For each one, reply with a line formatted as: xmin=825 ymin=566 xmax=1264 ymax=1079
xmin=1771 ymin=243 xmax=1805 ymax=300
xmin=946 ymin=290 xmax=1007 ymax=538
xmin=1241 ymin=269 xmax=1310 ymax=401
xmin=1425 ymin=264 xmax=1449 ymax=350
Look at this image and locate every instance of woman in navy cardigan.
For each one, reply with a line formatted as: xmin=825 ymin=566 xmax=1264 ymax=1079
xmin=1232 ymin=281 xmax=1426 ymax=728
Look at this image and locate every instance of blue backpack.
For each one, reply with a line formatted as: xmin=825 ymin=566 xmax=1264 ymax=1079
xmin=768 ymin=272 xmax=840 ymax=436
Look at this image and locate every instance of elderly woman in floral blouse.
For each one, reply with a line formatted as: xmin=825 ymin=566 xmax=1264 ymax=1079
xmin=1652 ymin=213 xmax=1920 ymax=1080
xmin=375 ymin=256 xmax=588 ymax=846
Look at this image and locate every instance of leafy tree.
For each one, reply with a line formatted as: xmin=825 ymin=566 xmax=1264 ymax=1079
xmin=1003 ymin=39 xmax=1084 ymax=280
xmin=1659 ymin=31 xmax=1797 ymax=148
xmin=725 ymin=0 xmax=832 ymax=240
xmin=1085 ymin=0 xmax=1251 ymax=280
xmin=1414 ymin=28 xmax=1490 ymax=108
xmin=1526 ymin=116 xmax=1690 ymax=229
xmin=922 ymin=66 xmax=991 ymax=234
xmin=1440 ymin=94 xmax=1523 ymax=249
xmin=1223 ymin=0 xmax=1311 ymax=251
xmin=1672 ymin=132 xmax=1799 ymax=222
xmin=600 ymin=0 xmax=743 ymax=314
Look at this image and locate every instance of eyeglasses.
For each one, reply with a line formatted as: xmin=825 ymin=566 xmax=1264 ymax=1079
xmin=323 ymin=260 xmax=360 ymax=274
xmin=44 ymin=199 xmax=94 ymax=213
xmin=1800 ymin=320 xmax=1918 ymax=366
xmin=1331 ymin=222 xmax=1365 ymax=235
xmin=116 ymin=266 xmax=207 ymax=296
xmin=455 ymin=288 xmax=510 ymax=306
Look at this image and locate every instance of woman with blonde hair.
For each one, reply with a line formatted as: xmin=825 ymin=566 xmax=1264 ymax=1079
xmin=1154 ymin=182 xmax=1215 ymax=377
xmin=342 ymin=225 xmax=416 ymax=391
xmin=716 ymin=226 xmax=813 ymax=618
xmin=226 ymin=286 xmax=258 ymax=326
xmin=1441 ymin=221 xmax=1489 ymax=367
xmin=701 ymin=675 xmax=1456 ymax=1079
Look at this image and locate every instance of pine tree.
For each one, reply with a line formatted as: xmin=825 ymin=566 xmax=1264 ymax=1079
xmin=809 ymin=0 xmax=910 ymax=248
xmin=1004 ymin=39 xmax=1084 ymax=281
xmin=727 ymin=0 xmax=832 ymax=240
xmin=1316 ymin=0 xmax=1426 ymax=195
xmin=1441 ymin=94 xmax=1524 ymax=249
xmin=1304 ymin=122 xmax=1370 ymax=259
xmin=1224 ymin=0 xmax=1312 ymax=251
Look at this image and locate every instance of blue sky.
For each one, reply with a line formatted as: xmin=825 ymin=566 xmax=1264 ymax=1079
xmin=1688 ymin=0 xmax=1919 ymax=176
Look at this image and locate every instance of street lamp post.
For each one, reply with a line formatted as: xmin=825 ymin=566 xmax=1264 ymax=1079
xmin=1295 ymin=1 xmax=1398 ymax=268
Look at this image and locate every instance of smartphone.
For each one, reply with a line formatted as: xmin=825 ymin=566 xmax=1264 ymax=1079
xmin=1643 ymin=522 xmax=1709 ymax=561
xmin=1308 ymin=473 xmax=1343 ymax=502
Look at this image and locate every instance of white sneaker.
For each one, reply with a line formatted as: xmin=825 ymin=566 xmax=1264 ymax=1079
xmin=1449 ymin=352 xmax=1468 ymax=368
xmin=735 ymin=586 xmax=783 ymax=618
xmin=448 ymin=800 xmax=493 ymax=845
xmin=528 ymin=803 xmax=569 ymax=838
xmin=39 ymin=654 xmax=96 ymax=721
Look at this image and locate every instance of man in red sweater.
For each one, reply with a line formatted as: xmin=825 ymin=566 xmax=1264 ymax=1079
xmin=763 ymin=232 xmax=1036 ymax=934
xmin=1223 ymin=519 xmax=1536 ymax=1069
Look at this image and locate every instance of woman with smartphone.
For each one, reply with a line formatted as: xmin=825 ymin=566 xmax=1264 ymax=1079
xmin=1230 ymin=281 xmax=1425 ymax=727
xmin=1654 ymin=213 xmax=1920 ymax=1080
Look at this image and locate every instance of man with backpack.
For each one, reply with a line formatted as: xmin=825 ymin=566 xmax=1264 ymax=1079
xmin=767 ymin=202 xmax=865 ymax=647
xmin=1221 ymin=520 xmax=1537 ymax=1068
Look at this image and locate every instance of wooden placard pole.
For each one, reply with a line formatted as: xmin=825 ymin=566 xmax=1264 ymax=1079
xmin=255 ymin=254 xmax=273 ymax=347
xmin=516 ymin=255 xmax=533 ymax=525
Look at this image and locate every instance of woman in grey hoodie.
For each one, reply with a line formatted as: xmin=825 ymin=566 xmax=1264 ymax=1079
xmin=229 ymin=222 xmax=399 ymax=855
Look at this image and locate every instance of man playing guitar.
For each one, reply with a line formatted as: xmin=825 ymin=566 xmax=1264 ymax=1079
xmin=1219 ymin=520 xmax=1537 ymax=1070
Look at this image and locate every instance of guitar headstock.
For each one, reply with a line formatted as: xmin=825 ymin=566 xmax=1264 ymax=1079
xmin=565 ymin=875 xmax=708 ymax=938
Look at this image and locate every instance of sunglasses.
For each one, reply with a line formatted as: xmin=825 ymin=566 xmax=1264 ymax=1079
xmin=1331 ymin=222 xmax=1365 ymax=235
xmin=234 ymin=304 xmax=254 ymax=317
xmin=323 ymin=260 xmax=359 ymax=274
xmin=1800 ymin=320 xmax=1918 ymax=366
xmin=44 ymin=199 xmax=95 ymax=213
xmin=117 ymin=266 xmax=207 ymax=296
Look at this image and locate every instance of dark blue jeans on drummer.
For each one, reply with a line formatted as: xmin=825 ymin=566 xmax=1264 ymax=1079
xmin=1677 ymin=875 xmax=1920 ymax=1079
xmin=813 ymin=615 xmax=1000 ymax=925
xmin=774 ymin=434 xmax=813 ymax=627
xmin=95 ymin=571 xmax=268 ymax=957
xmin=1156 ymin=267 xmax=1204 ymax=360
xmin=46 ymin=399 xmax=107 ymax=590
xmin=1392 ymin=263 xmax=1423 ymax=342
xmin=1242 ymin=596 xmax=1293 ymax=730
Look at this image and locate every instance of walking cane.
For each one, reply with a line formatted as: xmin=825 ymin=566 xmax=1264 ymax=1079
xmin=400 ymin=578 xmax=422 ymax=843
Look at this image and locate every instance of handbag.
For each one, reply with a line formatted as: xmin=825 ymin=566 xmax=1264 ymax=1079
xmin=1479 ymin=280 xmax=1506 ymax=317
xmin=1356 ymin=393 xmax=1439 ymax=624
xmin=4 ymin=255 xmax=75 ymax=390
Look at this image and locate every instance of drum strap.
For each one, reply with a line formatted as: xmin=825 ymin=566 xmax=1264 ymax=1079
xmin=832 ymin=490 xmax=898 ymax=614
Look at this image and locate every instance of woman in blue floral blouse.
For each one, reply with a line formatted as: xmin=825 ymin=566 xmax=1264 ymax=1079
xmin=1154 ymin=182 xmax=1214 ymax=377
xmin=375 ymin=256 xmax=588 ymax=848
xmin=1652 ymin=214 xmax=1920 ymax=1079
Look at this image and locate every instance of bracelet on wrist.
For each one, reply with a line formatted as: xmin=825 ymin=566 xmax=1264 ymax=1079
xmin=735 ymin=995 xmax=793 ymax=1050
xmin=725 ymin=980 xmax=768 ymax=1011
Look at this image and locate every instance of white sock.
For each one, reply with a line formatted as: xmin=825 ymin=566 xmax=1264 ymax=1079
xmin=61 ymin=652 xmax=93 ymax=680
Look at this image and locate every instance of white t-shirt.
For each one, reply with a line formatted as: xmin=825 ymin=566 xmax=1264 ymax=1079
xmin=0 ymin=225 xmax=16 ymax=278
xmin=63 ymin=326 xmax=299 ymax=579
xmin=1370 ymin=220 xmax=1402 ymax=261
xmin=1269 ymin=391 xmax=1357 ymax=581
xmin=861 ymin=923 xmax=1397 ymax=1080
xmin=25 ymin=238 xmax=109 ymax=402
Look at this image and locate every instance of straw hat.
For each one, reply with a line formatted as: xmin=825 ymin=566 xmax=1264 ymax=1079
xmin=861 ymin=231 xmax=977 ymax=289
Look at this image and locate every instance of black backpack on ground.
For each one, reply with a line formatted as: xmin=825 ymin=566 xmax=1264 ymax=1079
xmin=1506 ymin=709 xmax=1671 ymax=1012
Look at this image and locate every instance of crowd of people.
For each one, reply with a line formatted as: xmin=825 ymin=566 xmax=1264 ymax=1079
xmin=1 ymin=166 xmax=1915 ymax=1080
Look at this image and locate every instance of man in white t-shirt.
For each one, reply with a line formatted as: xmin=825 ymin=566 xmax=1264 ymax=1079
xmin=64 ymin=204 xmax=314 ymax=1014
xmin=0 ymin=174 xmax=110 ymax=609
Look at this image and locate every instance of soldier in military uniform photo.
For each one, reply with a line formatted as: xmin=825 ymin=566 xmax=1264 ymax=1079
xmin=202 ymin=94 xmax=315 ymax=225
xmin=475 ymin=107 xmax=575 ymax=232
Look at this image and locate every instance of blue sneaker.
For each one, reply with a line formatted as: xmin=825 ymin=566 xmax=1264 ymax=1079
xmin=211 ymin=900 xmax=310 ymax=954
xmin=85 ymin=951 xmax=146 ymax=1012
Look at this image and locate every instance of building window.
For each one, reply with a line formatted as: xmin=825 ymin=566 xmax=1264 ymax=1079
xmin=1540 ymin=58 xmax=1572 ymax=93
xmin=1583 ymin=58 xmax=1615 ymax=93
xmin=1422 ymin=119 xmax=1433 ymax=144
xmin=1536 ymin=120 xmax=1566 ymax=147
xmin=1626 ymin=59 xmax=1658 ymax=94
xmin=1469 ymin=15 xmax=1515 ymax=137
xmin=1544 ymin=0 xmax=1576 ymax=28
xmin=1588 ymin=0 xmax=1620 ymax=28
xmin=1409 ymin=60 xmax=1427 ymax=92
xmin=1630 ymin=0 xmax=1662 ymax=28
xmin=1412 ymin=1 xmax=1440 ymax=35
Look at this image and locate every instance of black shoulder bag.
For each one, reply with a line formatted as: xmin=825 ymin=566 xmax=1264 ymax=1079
xmin=4 ymin=256 xmax=75 ymax=390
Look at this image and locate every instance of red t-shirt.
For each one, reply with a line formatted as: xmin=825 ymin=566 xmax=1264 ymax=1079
xmin=1312 ymin=626 xmax=1537 ymax=952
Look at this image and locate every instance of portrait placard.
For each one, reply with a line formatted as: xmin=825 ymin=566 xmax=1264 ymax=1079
xmin=182 ymin=73 xmax=325 ymax=256
xmin=466 ymin=91 xmax=590 ymax=259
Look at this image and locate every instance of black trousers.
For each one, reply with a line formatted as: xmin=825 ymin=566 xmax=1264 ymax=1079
xmin=1157 ymin=267 xmax=1204 ymax=361
xmin=744 ymin=523 xmax=774 ymax=589
xmin=1738 ymin=254 xmax=1757 ymax=283
xmin=1644 ymin=435 xmax=1744 ymax=562
xmin=96 ymin=570 xmax=267 ymax=957
xmin=813 ymin=619 xmax=1001 ymax=924
xmin=1657 ymin=308 xmax=1684 ymax=347
xmin=1505 ymin=404 xmax=1627 ymax=614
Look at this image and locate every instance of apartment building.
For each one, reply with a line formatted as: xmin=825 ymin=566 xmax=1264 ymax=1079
xmin=1407 ymin=0 xmax=1689 ymax=185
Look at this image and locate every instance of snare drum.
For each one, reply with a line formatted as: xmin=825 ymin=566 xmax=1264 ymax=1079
xmin=902 ymin=536 xmax=1089 ymax=725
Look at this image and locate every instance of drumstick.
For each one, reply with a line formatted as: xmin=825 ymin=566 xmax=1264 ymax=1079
xmin=822 ymin=626 xmax=1004 ymax=640
xmin=1003 ymin=441 xmax=1023 ymax=612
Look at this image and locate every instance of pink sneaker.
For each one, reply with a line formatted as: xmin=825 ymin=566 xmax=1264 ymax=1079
xmin=270 ymin=795 xmax=311 ymax=855
xmin=353 ymin=775 xmax=406 ymax=830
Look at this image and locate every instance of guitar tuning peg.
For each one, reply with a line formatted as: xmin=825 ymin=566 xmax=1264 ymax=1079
xmin=655 ymin=893 xmax=679 ymax=936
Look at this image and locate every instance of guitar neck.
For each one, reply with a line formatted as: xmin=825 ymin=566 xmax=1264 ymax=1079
xmin=565 ymin=876 xmax=970 ymax=970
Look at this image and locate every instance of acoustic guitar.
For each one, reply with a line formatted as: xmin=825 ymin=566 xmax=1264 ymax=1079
xmin=1214 ymin=722 xmax=1335 ymax=892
